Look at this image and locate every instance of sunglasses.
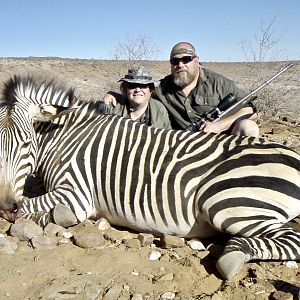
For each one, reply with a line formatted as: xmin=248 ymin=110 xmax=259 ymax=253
xmin=126 ymin=82 xmax=150 ymax=90
xmin=170 ymin=56 xmax=196 ymax=66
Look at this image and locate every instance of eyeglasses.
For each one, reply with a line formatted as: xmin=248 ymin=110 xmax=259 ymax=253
xmin=170 ymin=56 xmax=196 ymax=66
xmin=126 ymin=82 xmax=150 ymax=90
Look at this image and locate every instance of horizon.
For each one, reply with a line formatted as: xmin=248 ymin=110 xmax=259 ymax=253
xmin=0 ymin=56 xmax=298 ymax=64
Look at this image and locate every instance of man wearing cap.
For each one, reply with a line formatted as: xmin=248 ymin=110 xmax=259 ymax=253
xmin=103 ymin=42 xmax=259 ymax=137
xmin=154 ymin=42 xmax=259 ymax=136
xmin=107 ymin=66 xmax=171 ymax=129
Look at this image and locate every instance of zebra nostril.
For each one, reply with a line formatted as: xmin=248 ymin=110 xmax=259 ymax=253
xmin=10 ymin=203 xmax=18 ymax=214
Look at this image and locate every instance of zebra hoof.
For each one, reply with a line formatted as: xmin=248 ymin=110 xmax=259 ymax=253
xmin=52 ymin=203 xmax=77 ymax=227
xmin=216 ymin=251 xmax=246 ymax=281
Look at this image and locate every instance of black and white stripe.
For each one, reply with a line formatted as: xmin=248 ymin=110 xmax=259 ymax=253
xmin=0 ymin=76 xmax=299 ymax=280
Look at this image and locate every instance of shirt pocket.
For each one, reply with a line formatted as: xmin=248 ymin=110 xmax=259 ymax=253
xmin=194 ymin=94 xmax=220 ymax=106
xmin=193 ymin=94 xmax=220 ymax=114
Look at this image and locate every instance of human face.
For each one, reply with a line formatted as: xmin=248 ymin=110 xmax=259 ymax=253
xmin=126 ymin=83 xmax=152 ymax=109
xmin=170 ymin=53 xmax=199 ymax=88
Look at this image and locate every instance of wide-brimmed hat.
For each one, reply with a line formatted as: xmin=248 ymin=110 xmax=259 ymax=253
xmin=118 ymin=66 xmax=155 ymax=84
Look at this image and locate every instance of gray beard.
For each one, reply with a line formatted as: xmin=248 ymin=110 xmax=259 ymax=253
xmin=173 ymin=71 xmax=194 ymax=88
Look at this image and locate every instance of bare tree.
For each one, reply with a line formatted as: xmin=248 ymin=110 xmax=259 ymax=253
xmin=105 ymin=34 xmax=161 ymax=91
xmin=111 ymin=34 xmax=160 ymax=62
xmin=241 ymin=15 xmax=285 ymax=63
xmin=239 ymin=15 xmax=293 ymax=117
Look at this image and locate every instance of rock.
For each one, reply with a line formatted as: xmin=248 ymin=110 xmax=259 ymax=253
xmin=95 ymin=217 xmax=111 ymax=231
xmin=186 ymin=238 xmax=206 ymax=250
xmin=57 ymin=238 xmax=71 ymax=245
xmin=44 ymin=223 xmax=73 ymax=240
xmin=211 ymin=294 xmax=224 ymax=300
xmin=160 ymin=253 xmax=170 ymax=262
xmin=137 ymin=233 xmax=154 ymax=246
xmin=0 ymin=218 xmax=12 ymax=234
xmin=122 ymin=238 xmax=141 ymax=248
xmin=67 ymin=219 xmax=95 ymax=235
xmin=0 ymin=236 xmax=18 ymax=254
xmin=283 ymin=261 xmax=298 ymax=269
xmin=160 ymin=291 xmax=176 ymax=299
xmin=103 ymin=228 xmax=136 ymax=243
xmin=73 ymin=231 xmax=108 ymax=248
xmin=123 ymin=284 xmax=130 ymax=292
xmin=131 ymin=294 xmax=143 ymax=300
xmin=148 ymin=250 xmax=162 ymax=261
xmin=31 ymin=235 xmax=55 ymax=249
xmin=131 ymin=270 xmax=140 ymax=276
xmin=160 ymin=235 xmax=185 ymax=248
xmin=10 ymin=219 xmax=43 ymax=241
xmin=195 ymin=250 xmax=210 ymax=260
xmin=44 ymin=222 xmax=65 ymax=236
xmin=158 ymin=273 xmax=174 ymax=281
xmin=270 ymin=291 xmax=294 ymax=300
xmin=58 ymin=230 xmax=73 ymax=239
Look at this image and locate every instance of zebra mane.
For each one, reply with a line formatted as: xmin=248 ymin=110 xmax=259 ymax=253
xmin=2 ymin=75 xmax=75 ymax=110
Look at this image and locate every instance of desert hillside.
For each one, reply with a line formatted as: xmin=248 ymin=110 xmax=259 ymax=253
xmin=0 ymin=57 xmax=299 ymax=116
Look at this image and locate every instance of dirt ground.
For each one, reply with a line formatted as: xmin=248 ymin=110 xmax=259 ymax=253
xmin=0 ymin=58 xmax=299 ymax=300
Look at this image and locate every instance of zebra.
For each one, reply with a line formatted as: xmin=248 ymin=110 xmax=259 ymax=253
xmin=0 ymin=75 xmax=299 ymax=281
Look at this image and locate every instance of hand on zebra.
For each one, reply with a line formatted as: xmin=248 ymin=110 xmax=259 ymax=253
xmin=201 ymin=121 xmax=223 ymax=133
xmin=102 ymin=91 xmax=118 ymax=107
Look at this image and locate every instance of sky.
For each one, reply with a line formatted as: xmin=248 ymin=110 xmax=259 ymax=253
xmin=0 ymin=0 xmax=299 ymax=62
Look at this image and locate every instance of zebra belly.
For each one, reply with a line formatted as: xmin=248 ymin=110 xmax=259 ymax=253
xmin=93 ymin=207 xmax=219 ymax=239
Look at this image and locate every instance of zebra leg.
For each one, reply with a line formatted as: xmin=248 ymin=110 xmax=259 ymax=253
xmin=22 ymin=211 xmax=53 ymax=228
xmin=19 ymin=189 xmax=88 ymax=227
xmin=22 ymin=203 xmax=78 ymax=228
xmin=216 ymin=224 xmax=300 ymax=280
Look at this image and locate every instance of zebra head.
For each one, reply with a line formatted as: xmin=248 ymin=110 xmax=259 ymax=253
xmin=0 ymin=75 xmax=76 ymax=198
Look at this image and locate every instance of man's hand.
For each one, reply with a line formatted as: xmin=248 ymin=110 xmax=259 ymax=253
xmin=199 ymin=106 xmax=258 ymax=135
xmin=201 ymin=121 xmax=223 ymax=133
xmin=102 ymin=92 xmax=117 ymax=107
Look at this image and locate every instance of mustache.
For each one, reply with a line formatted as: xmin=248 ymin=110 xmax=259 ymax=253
xmin=174 ymin=68 xmax=187 ymax=73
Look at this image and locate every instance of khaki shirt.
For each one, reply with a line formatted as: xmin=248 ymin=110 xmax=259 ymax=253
xmin=108 ymin=96 xmax=172 ymax=129
xmin=154 ymin=67 xmax=249 ymax=130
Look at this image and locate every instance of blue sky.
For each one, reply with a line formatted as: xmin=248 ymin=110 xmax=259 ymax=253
xmin=0 ymin=0 xmax=299 ymax=62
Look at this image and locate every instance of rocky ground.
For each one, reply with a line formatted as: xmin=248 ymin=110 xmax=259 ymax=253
xmin=0 ymin=58 xmax=299 ymax=300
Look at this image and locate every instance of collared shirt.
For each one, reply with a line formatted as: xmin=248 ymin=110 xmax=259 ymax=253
xmin=107 ymin=96 xmax=172 ymax=129
xmin=154 ymin=67 xmax=249 ymax=130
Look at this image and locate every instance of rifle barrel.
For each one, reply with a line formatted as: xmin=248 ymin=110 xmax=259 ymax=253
xmin=215 ymin=63 xmax=294 ymax=121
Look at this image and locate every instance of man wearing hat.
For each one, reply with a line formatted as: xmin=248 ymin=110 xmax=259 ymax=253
xmin=104 ymin=42 xmax=259 ymax=137
xmin=107 ymin=66 xmax=171 ymax=129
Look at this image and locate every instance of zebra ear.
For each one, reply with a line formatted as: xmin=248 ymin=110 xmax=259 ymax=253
xmin=29 ymin=104 xmax=77 ymax=122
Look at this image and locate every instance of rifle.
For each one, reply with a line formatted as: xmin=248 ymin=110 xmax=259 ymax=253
xmin=185 ymin=63 xmax=294 ymax=132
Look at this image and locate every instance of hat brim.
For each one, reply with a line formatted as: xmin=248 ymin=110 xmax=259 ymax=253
xmin=118 ymin=78 xmax=155 ymax=85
